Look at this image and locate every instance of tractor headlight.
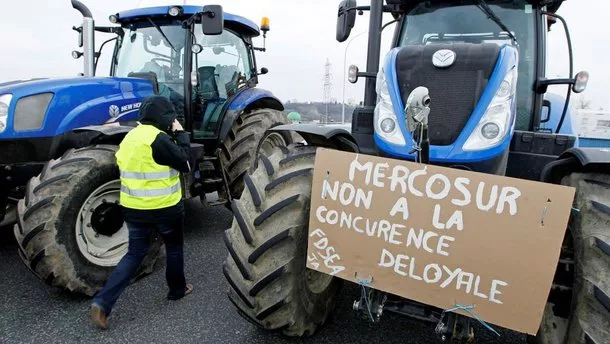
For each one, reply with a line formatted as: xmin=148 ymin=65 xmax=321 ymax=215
xmin=463 ymin=68 xmax=517 ymax=151
xmin=0 ymin=94 xmax=13 ymax=133
xmin=374 ymin=65 xmax=406 ymax=146
xmin=380 ymin=118 xmax=396 ymax=133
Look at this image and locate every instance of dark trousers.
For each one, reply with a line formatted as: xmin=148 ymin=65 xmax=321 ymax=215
xmin=92 ymin=218 xmax=186 ymax=315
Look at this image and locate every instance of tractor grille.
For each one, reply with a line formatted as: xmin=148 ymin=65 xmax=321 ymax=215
xmin=395 ymin=43 xmax=500 ymax=146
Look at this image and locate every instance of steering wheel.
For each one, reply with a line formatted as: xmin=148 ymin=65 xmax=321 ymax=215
xmin=151 ymin=58 xmax=171 ymax=66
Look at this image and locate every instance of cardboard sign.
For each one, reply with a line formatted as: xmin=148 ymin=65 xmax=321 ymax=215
xmin=306 ymin=148 xmax=575 ymax=335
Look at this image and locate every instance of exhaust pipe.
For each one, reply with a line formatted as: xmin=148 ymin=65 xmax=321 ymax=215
xmin=71 ymin=0 xmax=95 ymax=77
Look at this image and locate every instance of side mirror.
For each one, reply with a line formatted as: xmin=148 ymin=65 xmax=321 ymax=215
xmin=540 ymin=100 xmax=551 ymax=124
xmin=572 ymin=71 xmax=589 ymax=93
xmin=336 ymin=0 xmax=357 ymax=43
xmin=259 ymin=67 xmax=269 ymax=75
xmin=201 ymin=5 xmax=224 ymax=36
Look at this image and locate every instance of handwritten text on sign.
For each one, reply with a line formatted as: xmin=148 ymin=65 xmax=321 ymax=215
xmin=306 ymin=148 xmax=575 ymax=335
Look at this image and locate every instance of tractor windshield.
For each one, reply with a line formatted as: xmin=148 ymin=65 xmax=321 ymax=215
xmin=114 ymin=23 xmax=187 ymax=121
xmin=398 ymin=1 xmax=536 ymax=130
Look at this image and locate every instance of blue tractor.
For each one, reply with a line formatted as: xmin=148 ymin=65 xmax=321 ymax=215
xmin=223 ymin=0 xmax=609 ymax=343
xmin=0 ymin=1 xmax=290 ymax=295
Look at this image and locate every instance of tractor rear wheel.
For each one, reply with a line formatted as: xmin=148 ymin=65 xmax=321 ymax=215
xmin=530 ymin=173 xmax=610 ymax=344
xmin=14 ymin=145 xmax=161 ymax=296
xmin=221 ymin=108 xmax=291 ymax=199
xmin=223 ymin=145 xmax=341 ymax=337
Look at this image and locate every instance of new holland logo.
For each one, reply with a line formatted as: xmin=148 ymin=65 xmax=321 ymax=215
xmin=432 ymin=49 xmax=457 ymax=68
xmin=108 ymin=105 xmax=120 ymax=118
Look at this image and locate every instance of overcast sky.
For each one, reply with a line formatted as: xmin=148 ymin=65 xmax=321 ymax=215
xmin=0 ymin=0 xmax=607 ymax=109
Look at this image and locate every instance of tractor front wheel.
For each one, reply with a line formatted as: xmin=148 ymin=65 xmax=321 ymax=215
xmin=221 ymin=108 xmax=291 ymax=199
xmin=530 ymin=173 xmax=610 ymax=344
xmin=14 ymin=145 xmax=161 ymax=296
xmin=223 ymin=145 xmax=341 ymax=337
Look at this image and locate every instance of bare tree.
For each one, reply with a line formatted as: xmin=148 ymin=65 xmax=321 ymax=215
xmin=573 ymin=94 xmax=592 ymax=110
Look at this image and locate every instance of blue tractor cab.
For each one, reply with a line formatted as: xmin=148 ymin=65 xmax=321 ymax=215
xmin=2 ymin=1 xmax=290 ymax=296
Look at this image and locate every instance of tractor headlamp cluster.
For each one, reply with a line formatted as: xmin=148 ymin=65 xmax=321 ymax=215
xmin=0 ymin=94 xmax=12 ymax=133
xmin=463 ymin=67 xmax=517 ymax=151
xmin=374 ymin=61 xmax=406 ymax=146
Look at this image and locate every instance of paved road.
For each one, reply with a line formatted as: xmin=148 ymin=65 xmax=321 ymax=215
xmin=0 ymin=200 xmax=526 ymax=344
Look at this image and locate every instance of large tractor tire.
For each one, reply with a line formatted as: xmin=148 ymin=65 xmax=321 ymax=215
xmin=530 ymin=173 xmax=610 ymax=344
xmin=14 ymin=145 xmax=161 ymax=296
xmin=221 ymin=108 xmax=291 ymax=199
xmin=223 ymin=145 xmax=341 ymax=337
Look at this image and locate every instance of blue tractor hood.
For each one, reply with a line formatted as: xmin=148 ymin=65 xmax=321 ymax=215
xmin=0 ymin=77 xmax=154 ymax=139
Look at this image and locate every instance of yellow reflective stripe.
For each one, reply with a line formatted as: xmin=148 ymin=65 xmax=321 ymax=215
xmin=120 ymin=182 xmax=181 ymax=197
xmin=120 ymin=169 xmax=179 ymax=180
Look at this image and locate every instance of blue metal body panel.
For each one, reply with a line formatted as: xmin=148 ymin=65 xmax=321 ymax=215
xmin=116 ymin=6 xmax=260 ymax=36
xmin=376 ymin=45 xmax=519 ymax=163
xmin=0 ymin=77 xmax=153 ymax=139
xmin=578 ymin=138 xmax=610 ymax=148
xmin=227 ymin=87 xmax=281 ymax=111
xmin=0 ymin=75 xmax=279 ymax=141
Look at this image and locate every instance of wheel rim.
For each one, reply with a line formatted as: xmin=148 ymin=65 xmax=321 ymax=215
xmin=306 ymin=269 xmax=334 ymax=294
xmin=259 ymin=132 xmax=288 ymax=157
xmin=75 ymin=180 xmax=128 ymax=267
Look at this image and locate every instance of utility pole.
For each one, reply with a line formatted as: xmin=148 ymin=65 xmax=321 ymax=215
xmin=323 ymin=59 xmax=333 ymax=124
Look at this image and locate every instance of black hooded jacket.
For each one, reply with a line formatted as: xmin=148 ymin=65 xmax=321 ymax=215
xmin=122 ymin=95 xmax=192 ymax=224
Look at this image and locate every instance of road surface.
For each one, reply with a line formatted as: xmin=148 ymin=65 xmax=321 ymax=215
xmin=0 ymin=200 xmax=526 ymax=343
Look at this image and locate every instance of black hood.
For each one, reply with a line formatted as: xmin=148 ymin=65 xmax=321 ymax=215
xmin=139 ymin=96 xmax=177 ymax=132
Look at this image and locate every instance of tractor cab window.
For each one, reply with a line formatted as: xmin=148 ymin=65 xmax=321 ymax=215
xmin=192 ymin=30 xmax=253 ymax=139
xmin=398 ymin=1 xmax=536 ymax=130
xmin=114 ymin=23 xmax=187 ymax=122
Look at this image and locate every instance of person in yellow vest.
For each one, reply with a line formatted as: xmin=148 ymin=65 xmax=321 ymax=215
xmin=90 ymin=96 xmax=193 ymax=330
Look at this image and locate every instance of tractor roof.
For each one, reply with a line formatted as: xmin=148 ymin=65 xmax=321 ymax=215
xmin=116 ymin=5 xmax=260 ymax=37
xmin=386 ymin=0 xmax=565 ymax=13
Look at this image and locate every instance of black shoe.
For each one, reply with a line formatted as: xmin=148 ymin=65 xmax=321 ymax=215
xmin=90 ymin=304 xmax=109 ymax=330
xmin=167 ymin=283 xmax=193 ymax=301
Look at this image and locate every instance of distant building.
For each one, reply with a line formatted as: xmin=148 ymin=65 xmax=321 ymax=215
xmin=575 ymin=110 xmax=610 ymax=139
xmin=574 ymin=109 xmax=610 ymax=148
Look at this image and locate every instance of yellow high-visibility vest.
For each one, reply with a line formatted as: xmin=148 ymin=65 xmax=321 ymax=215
xmin=116 ymin=124 xmax=182 ymax=210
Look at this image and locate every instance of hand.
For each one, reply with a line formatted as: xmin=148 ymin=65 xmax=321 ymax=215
xmin=172 ymin=119 xmax=184 ymax=132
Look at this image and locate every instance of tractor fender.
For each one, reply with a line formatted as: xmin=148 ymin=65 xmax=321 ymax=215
xmin=271 ymin=123 xmax=359 ymax=152
xmin=541 ymin=147 xmax=610 ymax=183
xmin=218 ymin=88 xmax=284 ymax=142
xmin=48 ymin=124 xmax=135 ymax=159
xmin=73 ymin=124 xmax=134 ymax=144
